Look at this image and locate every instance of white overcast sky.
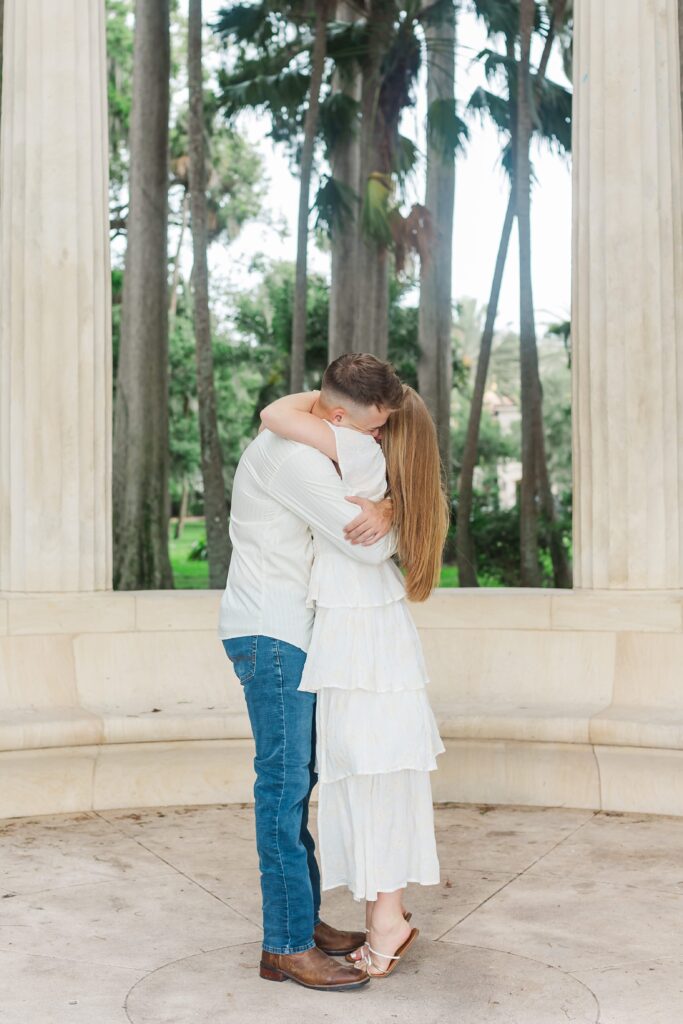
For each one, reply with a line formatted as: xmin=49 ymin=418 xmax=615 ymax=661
xmin=204 ymin=2 xmax=572 ymax=333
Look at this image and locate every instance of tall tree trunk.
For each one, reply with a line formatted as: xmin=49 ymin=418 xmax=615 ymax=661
xmin=456 ymin=190 xmax=515 ymax=586
xmin=530 ymin=0 xmax=571 ymax=588
xmin=328 ymin=0 xmax=361 ymax=362
xmin=113 ymin=0 xmax=173 ymax=590
xmin=516 ymin=0 xmax=542 ymax=586
xmin=535 ymin=392 xmax=572 ymax=586
xmin=188 ymin=0 xmax=231 ymax=588
xmin=680 ymin=0 xmax=683 ymax=125
xmin=418 ymin=1 xmax=456 ymax=489
xmin=169 ymin=188 xmax=190 ymax=319
xmin=290 ymin=0 xmax=329 ymax=391
xmin=456 ymin=32 xmax=516 ymax=587
xmin=355 ymin=0 xmax=394 ymax=359
xmin=0 ymin=0 xmax=4 ymax=128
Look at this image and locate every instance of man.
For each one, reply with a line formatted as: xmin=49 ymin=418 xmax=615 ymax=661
xmin=219 ymin=353 xmax=404 ymax=991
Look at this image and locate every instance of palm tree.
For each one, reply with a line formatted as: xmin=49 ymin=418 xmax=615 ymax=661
xmin=517 ymin=0 xmax=570 ymax=586
xmin=188 ymin=0 xmax=232 ymax=588
xmin=290 ymin=0 xmax=331 ymax=391
xmin=516 ymin=0 xmax=541 ymax=584
xmin=113 ymin=0 xmax=174 ymax=589
xmin=215 ymin=3 xmax=432 ymax=366
xmin=354 ymin=0 xmax=396 ymax=358
xmin=456 ymin=191 xmax=515 ymax=584
xmin=679 ymin=0 xmax=683 ymax=127
xmin=327 ymin=1 xmax=362 ymax=360
xmin=418 ymin=0 xmax=458 ymax=485
xmin=456 ymin=0 xmax=571 ymax=586
xmin=0 ymin=0 xmax=4 ymax=127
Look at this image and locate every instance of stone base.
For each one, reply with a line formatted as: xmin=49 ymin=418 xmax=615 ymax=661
xmin=1 ymin=588 xmax=683 ymax=819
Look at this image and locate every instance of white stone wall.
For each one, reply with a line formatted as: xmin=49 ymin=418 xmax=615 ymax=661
xmin=1 ymin=590 xmax=683 ymax=819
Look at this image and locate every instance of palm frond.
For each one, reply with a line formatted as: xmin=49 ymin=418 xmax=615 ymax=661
xmin=466 ymin=85 xmax=510 ymax=136
xmin=319 ymin=91 xmax=360 ymax=155
xmin=427 ymin=98 xmax=469 ymax=160
xmin=220 ymin=41 xmax=308 ymax=88
xmin=534 ymin=76 xmax=572 ymax=154
xmin=326 ymin=17 xmax=369 ymax=70
xmin=500 ymin=138 xmax=514 ymax=180
xmin=472 ymin=47 xmax=516 ymax=84
xmin=468 ymin=0 xmax=519 ymax=39
xmin=212 ymin=3 xmax=273 ymax=45
xmin=314 ymin=175 xmax=358 ymax=236
xmin=393 ymin=134 xmax=420 ymax=184
xmin=217 ymin=68 xmax=310 ymax=118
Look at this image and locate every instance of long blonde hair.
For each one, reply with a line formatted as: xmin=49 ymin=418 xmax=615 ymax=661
xmin=382 ymin=385 xmax=450 ymax=602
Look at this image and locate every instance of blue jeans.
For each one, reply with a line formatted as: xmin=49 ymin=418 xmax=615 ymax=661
xmin=222 ymin=635 xmax=321 ymax=954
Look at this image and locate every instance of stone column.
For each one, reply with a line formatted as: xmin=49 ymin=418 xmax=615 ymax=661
xmin=572 ymin=0 xmax=683 ymax=589
xmin=0 ymin=0 xmax=112 ymax=591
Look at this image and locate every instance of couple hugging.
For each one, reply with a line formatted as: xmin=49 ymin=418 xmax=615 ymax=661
xmin=218 ymin=353 xmax=447 ymax=991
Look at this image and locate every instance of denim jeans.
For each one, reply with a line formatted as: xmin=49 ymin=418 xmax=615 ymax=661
xmin=222 ymin=635 xmax=321 ymax=954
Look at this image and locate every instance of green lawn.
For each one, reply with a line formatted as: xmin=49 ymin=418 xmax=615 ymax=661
xmin=169 ymin=520 xmax=209 ymax=589
xmin=169 ymin=518 xmax=467 ymax=590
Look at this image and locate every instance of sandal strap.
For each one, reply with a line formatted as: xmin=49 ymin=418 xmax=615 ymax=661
xmin=366 ymin=943 xmax=401 ymax=960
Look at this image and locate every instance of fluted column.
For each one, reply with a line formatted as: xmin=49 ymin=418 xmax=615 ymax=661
xmin=572 ymin=0 xmax=683 ymax=589
xmin=0 ymin=0 xmax=112 ymax=591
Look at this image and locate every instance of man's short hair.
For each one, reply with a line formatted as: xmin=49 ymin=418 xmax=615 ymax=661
xmin=321 ymin=353 xmax=404 ymax=410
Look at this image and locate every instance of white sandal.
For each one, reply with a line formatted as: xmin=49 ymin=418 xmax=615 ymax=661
xmin=345 ymin=912 xmax=412 ymax=963
xmin=355 ymin=927 xmax=419 ymax=978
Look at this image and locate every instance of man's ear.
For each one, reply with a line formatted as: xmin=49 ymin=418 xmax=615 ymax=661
xmin=331 ymin=407 xmax=345 ymax=424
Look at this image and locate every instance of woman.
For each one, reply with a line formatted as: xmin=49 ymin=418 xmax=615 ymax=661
xmin=260 ymin=384 xmax=448 ymax=977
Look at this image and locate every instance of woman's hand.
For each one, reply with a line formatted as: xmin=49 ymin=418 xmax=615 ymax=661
xmin=343 ymin=496 xmax=393 ymax=545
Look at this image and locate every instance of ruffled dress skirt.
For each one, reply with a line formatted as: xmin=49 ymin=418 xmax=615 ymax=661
xmin=299 ymin=554 xmax=444 ymax=901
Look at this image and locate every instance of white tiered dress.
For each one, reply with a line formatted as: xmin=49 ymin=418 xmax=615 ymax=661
xmin=299 ymin=422 xmax=444 ymax=902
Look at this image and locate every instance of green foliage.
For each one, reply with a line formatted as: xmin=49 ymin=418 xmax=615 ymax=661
xmin=426 ymin=99 xmax=469 ymax=160
xmin=233 ymin=261 xmax=331 ymax=407
xmin=106 ymin=0 xmax=265 ymax=249
xmin=319 ymin=91 xmax=360 ymax=155
xmin=467 ymin=0 xmax=519 ymax=39
xmin=169 ymin=104 xmax=265 ymax=245
xmin=361 ymin=173 xmax=394 ymax=247
xmin=169 ymin=521 xmax=210 ymax=588
xmin=169 ymin=294 xmax=201 ymax=493
xmin=214 ymin=3 xmax=317 ymax=151
xmin=392 ymin=134 xmax=420 ymax=186
xmin=388 ymin=297 xmax=420 ymax=391
xmin=106 ymin=0 xmax=134 ymax=215
xmin=467 ymin=86 xmax=510 ymax=136
xmin=218 ymin=68 xmax=311 ymax=121
xmin=466 ymin=5 xmax=573 ymax=184
xmin=535 ymin=77 xmax=572 ymax=156
xmin=212 ymin=3 xmax=273 ymax=45
xmin=314 ymin=175 xmax=357 ymax=236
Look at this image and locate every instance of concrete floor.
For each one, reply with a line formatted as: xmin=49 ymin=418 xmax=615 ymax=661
xmin=1 ymin=803 xmax=682 ymax=1024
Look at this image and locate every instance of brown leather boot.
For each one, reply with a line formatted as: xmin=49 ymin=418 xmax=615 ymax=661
xmin=314 ymin=918 xmax=367 ymax=956
xmin=260 ymin=945 xmax=369 ymax=990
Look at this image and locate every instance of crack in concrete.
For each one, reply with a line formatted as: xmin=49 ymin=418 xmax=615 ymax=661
xmin=92 ymin=810 xmax=263 ymax=932
xmin=433 ymin=811 xmax=599 ymax=941
xmin=0 ymin=945 xmax=146 ymax=973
